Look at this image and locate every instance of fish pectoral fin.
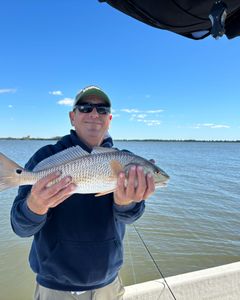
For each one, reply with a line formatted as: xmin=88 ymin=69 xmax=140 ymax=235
xmin=110 ymin=160 xmax=124 ymax=177
xmin=95 ymin=189 xmax=116 ymax=197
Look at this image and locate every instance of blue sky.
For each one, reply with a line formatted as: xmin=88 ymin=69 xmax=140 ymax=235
xmin=0 ymin=1 xmax=239 ymax=140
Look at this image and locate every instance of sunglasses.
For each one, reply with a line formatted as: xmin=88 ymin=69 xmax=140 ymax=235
xmin=75 ymin=103 xmax=111 ymax=115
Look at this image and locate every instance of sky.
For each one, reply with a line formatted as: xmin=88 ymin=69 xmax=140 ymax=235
xmin=0 ymin=1 xmax=239 ymax=141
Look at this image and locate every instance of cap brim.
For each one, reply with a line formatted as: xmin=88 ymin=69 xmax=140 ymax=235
xmin=74 ymin=88 xmax=111 ymax=107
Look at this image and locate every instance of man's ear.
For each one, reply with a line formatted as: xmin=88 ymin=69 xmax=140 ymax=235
xmin=69 ymin=111 xmax=75 ymax=126
xmin=109 ymin=114 xmax=112 ymax=121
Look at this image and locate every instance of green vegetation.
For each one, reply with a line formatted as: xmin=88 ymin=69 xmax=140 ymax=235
xmin=0 ymin=137 xmax=239 ymax=142
xmin=114 ymin=139 xmax=240 ymax=143
xmin=0 ymin=136 xmax=61 ymax=141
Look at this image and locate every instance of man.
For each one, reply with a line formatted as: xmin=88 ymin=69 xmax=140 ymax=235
xmin=11 ymin=85 xmax=155 ymax=300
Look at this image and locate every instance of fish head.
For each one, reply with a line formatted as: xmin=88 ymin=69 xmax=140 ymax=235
xmin=123 ymin=157 xmax=169 ymax=188
xmin=151 ymin=163 xmax=170 ymax=187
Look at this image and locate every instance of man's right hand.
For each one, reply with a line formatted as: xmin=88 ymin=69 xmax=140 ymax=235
xmin=27 ymin=171 xmax=76 ymax=215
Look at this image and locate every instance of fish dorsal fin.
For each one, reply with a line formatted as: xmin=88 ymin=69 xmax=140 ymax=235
xmin=33 ymin=146 xmax=89 ymax=171
xmin=91 ymin=147 xmax=118 ymax=155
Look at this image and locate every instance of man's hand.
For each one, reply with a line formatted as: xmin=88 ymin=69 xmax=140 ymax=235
xmin=27 ymin=171 xmax=76 ymax=215
xmin=114 ymin=165 xmax=155 ymax=206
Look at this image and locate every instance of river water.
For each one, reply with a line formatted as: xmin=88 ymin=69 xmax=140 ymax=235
xmin=0 ymin=140 xmax=240 ymax=300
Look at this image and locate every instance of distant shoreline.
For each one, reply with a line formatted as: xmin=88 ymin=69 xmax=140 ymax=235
xmin=0 ymin=137 xmax=239 ymax=143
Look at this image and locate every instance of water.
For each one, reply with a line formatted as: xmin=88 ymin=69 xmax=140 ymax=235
xmin=0 ymin=140 xmax=240 ymax=300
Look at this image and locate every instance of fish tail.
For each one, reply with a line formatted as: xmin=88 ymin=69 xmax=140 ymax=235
xmin=0 ymin=153 xmax=23 ymax=191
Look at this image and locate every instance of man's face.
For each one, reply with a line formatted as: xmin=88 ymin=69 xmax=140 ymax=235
xmin=69 ymin=95 xmax=112 ymax=147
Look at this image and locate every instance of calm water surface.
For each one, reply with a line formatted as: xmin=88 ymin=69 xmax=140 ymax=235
xmin=0 ymin=140 xmax=240 ymax=300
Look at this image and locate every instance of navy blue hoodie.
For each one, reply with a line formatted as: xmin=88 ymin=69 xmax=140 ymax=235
xmin=11 ymin=130 xmax=145 ymax=291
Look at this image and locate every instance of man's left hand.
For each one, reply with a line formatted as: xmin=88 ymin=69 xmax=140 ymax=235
xmin=113 ymin=165 xmax=155 ymax=206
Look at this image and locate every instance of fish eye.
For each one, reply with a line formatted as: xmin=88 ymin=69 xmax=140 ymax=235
xmin=16 ymin=169 xmax=22 ymax=174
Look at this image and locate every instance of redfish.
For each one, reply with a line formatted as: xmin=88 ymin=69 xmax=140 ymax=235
xmin=0 ymin=146 xmax=169 ymax=196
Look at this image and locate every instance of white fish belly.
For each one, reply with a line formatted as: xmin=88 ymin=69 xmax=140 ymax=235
xmin=74 ymin=181 xmax=117 ymax=194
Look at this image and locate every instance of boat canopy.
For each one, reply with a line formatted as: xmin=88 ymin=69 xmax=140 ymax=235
xmin=99 ymin=0 xmax=240 ymax=40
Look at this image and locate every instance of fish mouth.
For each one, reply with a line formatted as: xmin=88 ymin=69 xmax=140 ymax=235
xmin=155 ymin=180 xmax=168 ymax=188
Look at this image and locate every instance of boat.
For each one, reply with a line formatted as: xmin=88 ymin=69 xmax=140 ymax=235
xmin=124 ymin=261 xmax=240 ymax=299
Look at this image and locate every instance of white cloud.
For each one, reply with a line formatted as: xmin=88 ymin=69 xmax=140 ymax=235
xmin=57 ymin=98 xmax=74 ymax=106
xmin=49 ymin=90 xmax=63 ymax=96
xmin=121 ymin=108 xmax=140 ymax=113
xmin=111 ymin=107 xmax=163 ymax=127
xmin=146 ymin=109 xmax=164 ymax=113
xmin=145 ymin=119 xmax=161 ymax=125
xmin=136 ymin=114 xmax=147 ymax=119
xmin=139 ymin=119 xmax=161 ymax=126
xmin=211 ymin=124 xmax=230 ymax=129
xmin=112 ymin=114 xmax=120 ymax=118
xmin=194 ymin=123 xmax=230 ymax=129
xmin=130 ymin=114 xmax=161 ymax=126
xmin=202 ymin=123 xmax=214 ymax=127
xmin=130 ymin=114 xmax=147 ymax=121
xmin=8 ymin=105 xmax=13 ymax=108
xmin=120 ymin=107 xmax=163 ymax=127
xmin=0 ymin=88 xmax=16 ymax=94
xmin=121 ymin=108 xmax=164 ymax=114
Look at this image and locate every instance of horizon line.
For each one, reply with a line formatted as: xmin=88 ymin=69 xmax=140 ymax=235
xmin=0 ymin=137 xmax=239 ymax=143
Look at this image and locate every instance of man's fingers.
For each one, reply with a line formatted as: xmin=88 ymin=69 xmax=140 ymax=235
xmin=33 ymin=171 xmax=62 ymax=192
xmin=28 ymin=172 xmax=75 ymax=214
xmin=125 ymin=166 xmax=147 ymax=201
xmin=41 ymin=176 xmax=72 ymax=199
xmin=114 ymin=165 xmax=156 ymax=206
xmin=142 ymin=173 xmax=155 ymax=199
xmin=116 ymin=172 xmax=126 ymax=198
xmin=125 ymin=166 xmax=137 ymax=198
xmin=49 ymin=183 xmax=76 ymax=208
xmin=135 ymin=166 xmax=147 ymax=198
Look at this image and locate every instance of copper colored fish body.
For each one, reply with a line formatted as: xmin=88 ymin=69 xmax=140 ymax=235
xmin=0 ymin=146 xmax=169 ymax=196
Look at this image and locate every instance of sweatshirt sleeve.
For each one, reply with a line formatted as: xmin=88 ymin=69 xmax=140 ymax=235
xmin=10 ymin=185 xmax=47 ymax=237
xmin=113 ymin=201 xmax=145 ymax=224
xmin=10 ymin=148 xmax=50 ymax=238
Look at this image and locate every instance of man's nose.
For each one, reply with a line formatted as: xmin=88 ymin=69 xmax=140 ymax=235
xmin=89 ymin=107 xmax=99 ymax=117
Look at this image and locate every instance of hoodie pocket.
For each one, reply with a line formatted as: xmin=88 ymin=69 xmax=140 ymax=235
xmin=40 ymin=238 xmax=123 ymax=287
